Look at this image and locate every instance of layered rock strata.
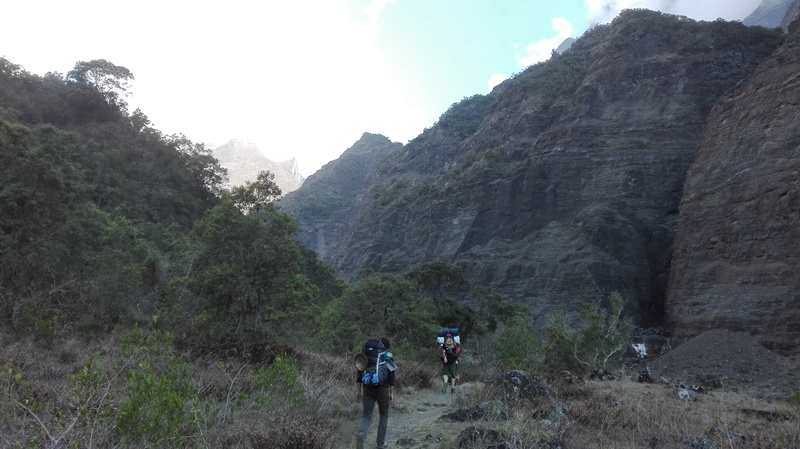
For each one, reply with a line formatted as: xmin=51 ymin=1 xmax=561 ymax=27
xmin=666 ymin=15 xmax=800 ymax=353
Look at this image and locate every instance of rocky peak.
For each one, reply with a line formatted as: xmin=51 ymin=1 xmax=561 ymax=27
xmin=554 ymin=37 xmax=575 ymax=55
xmin=212 ymin=139 xmax=305 ymax=194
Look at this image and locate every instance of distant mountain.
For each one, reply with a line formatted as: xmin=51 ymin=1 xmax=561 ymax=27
xmin=279 ymin=8 xmax=800 ymax=354
xmin=212 ymin=140 xmax=304 ymax=194
xmin=743 ymin=0 xmax=795 ymax=29
xmin=278 ymin=133 xmax=402 ymax=260
xmin=555 ymin=37 xmax=575 ymax=55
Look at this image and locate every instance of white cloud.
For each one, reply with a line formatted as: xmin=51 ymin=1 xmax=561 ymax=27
xmin=127 ymin=0 xmax=425 ymax=176
xmin=487 ymin=73 xmax=508 ymax=92
xmin=586 ymin=0 xmax=764 ymax=24
xmin=366 ymin=0 xmax=400 ymax=24
xmin=515 ymin=17 xmax=575 ymax=67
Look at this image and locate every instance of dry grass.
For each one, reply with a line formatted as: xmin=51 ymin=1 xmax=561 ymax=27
xmin=381 ymin=368 xmax=800 ymax=449
xmin=465 ymin=377 xmax=800 ymax=449
xmin=2 ymin=335 xmax=799 ymax=449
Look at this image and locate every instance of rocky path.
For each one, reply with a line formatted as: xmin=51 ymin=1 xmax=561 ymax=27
xmin=359 ymin=382 xmax=480 ymax=448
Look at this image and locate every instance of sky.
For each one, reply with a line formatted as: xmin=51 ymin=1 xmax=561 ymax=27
xmin=2 ymin=0 xmax=763 ymax=177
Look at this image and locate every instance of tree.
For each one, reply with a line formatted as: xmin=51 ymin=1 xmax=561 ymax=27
xmin=405 ymin=262 xmax=477 ymax=336
xmin=168 ymin=134 xmax=227 ymax=199
xmin=543 ymin=291 xmax=633 ymax=376
xmin=67 ymin=59 xmax=134 ymax=107
xmin=405 ymin=261 xmax=470 ymax=299
xmin=492 ymin=314 xmax=542 ymax=371
xmin=316 ymin=271 xmax=436 ymax=353
xmin=0 ymin=121 xmax=85 ymax=290
xmin=185 ymin=199 xmax=302 ymax=327
xmin=229 ymin=171 xmax=282 ymax=213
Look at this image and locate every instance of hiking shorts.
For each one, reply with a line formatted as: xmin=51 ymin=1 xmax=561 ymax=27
xmin=442 ymin=362 xmax=458 ymax=378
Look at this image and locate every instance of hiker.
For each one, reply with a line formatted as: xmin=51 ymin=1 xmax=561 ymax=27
xmin=355 ymin=337 xmax=395 ymax=449
xmin=440 ymin=335 xmax=460 ymax=394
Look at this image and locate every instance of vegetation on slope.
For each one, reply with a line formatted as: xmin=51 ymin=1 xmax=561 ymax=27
xmin=0 ymin=9 xmax=795 ymax=445
xmin=0 ymin=56 xmax=522 ymax=447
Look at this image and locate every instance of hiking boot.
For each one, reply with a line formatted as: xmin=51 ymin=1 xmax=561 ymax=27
xmin=451 ymin=387 xmax=455 ymax=394
xmin=356 ymin=432 xmax=365 ymax=449
xmin=442 ymin=383 xmax=447 ymax=393
xmin=377 ymin=443 xmax=388 ymax=449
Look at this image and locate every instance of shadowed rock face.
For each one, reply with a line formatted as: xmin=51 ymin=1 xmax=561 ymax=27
xmin=666 ymin=15 xmax=800 ymax=354
xmin=278 ymin=133 xmax=403 ymax=261
xmin=281 ymin=11 xmax=789 ymax=334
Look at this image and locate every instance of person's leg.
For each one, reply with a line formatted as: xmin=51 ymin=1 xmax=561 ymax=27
xmin=375 ymin=387 xmax=390 ymax=448
xmin=358 ymin=389 xmax=376 ymax=448
xmin=442 ymin=364 xmax=456 ymax=393
xmin=442 ymin=366 xmax=449 ymax=393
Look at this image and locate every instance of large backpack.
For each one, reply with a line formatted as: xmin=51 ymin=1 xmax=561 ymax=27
xmin=436 ymin=328 xmax=461 ymax=346
xmin=361 ymin=338 xmax=390 ymax=386
xmin=436 ymin=328 xmax=461 ymax=362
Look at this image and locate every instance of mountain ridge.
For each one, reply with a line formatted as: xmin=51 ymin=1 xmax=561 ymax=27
xmin=279 ymin=6 xmax=799 ymax=353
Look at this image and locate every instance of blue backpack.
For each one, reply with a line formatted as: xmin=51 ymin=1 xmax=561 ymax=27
xmin=361 ymin=339 xmax=395 ymax=386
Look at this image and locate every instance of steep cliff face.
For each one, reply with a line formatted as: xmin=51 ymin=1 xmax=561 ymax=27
xmin=784 ymin=0 xmax=800 ymax=29
xmin=744 ymin=0 xmax=795 ymax=29
xmin=284 ymin=10 xmax=784 ymax=328
xmin=278 ymin=133 xmax=403 ymax=260
xmin=666 ymin=15 xmax=800 ymax=354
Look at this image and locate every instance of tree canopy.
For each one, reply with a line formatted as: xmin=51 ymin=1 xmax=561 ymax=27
xmin=67 ymin=59 xmax=134 ymax=107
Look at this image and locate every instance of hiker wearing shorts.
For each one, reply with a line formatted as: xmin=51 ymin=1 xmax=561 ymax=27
xmin=440 ymin=336 xmax=459 ymax=394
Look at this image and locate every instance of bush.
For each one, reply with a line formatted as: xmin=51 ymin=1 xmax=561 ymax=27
xmin=116 ymin=329 xmax=198 ymax=447
xmin=252 ymin=355 xmax=305 ymax=406
xmin=492 ymin=315 xmax=543 ymax=373
xmin=542 ymin=291 xmax=633 ymax=376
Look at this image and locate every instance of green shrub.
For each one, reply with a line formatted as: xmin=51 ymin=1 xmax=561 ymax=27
xmin=66 ymin=355 xmax=117 ymax=444
xmin=372 ymin=177 xmax=411 ymax=206
xmin=252 ymin=355 xmax=305 ymax=406
xmin=542 ymin=291 xmax=633 ymax=376
xmin=116 ymin=329 xmax=198 ymax=447
xmin=492 ymin=315 xmax=543 ymax=372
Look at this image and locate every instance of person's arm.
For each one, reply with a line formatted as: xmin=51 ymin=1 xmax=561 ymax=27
xmin=356 ymin=372 xmax=363 ymax=401
xmin=387 ymin=370 xmax=396 ymax=402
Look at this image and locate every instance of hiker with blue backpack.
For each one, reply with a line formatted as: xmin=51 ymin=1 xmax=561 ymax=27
xmin=437 ymin=328 xmax=461 ymax=394
xmin=354 ymin=337 xmax=396 ymax=449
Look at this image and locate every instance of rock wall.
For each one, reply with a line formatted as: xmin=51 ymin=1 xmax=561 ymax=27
xmin=278 ymin=133 xmax=403 ymax=261
xmin=666 ymin=15 xmax=800 ymax=354
xmin=290 ymin=12 xmax=784 ymax=328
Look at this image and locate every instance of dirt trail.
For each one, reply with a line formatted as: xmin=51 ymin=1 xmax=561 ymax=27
xmin=359 ymin=382 xmax=481 ymax=448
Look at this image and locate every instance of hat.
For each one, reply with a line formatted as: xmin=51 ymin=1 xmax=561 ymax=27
xmin=354 ymin=353 xmax=368 ymax=371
